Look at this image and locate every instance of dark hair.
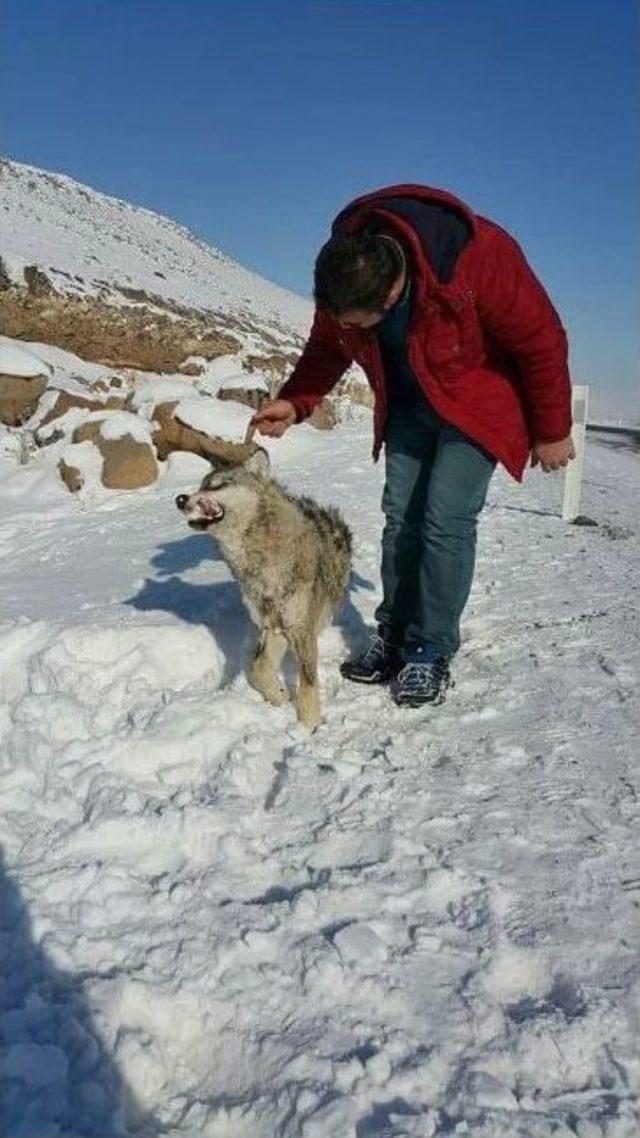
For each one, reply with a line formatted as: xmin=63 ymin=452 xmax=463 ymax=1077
xmin=313 ymin=232 xmax=403 ymax=316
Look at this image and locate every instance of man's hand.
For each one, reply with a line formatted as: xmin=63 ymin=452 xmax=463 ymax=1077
xmin=251 ymin=399 xmax=297 ymax=438
xmin=531 ymin=435 xmax=576 ymax=472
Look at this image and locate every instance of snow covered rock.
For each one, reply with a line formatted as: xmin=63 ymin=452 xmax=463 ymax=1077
xmin=217 ymin=386 xmax=267 ymax=411
xmin=217 ymin=370 xmax=270 ymax=411
xmin=177 ymin=358 xmax=205 ymax=376
xmin=58 ymin=439 xmax=103 ymax=492
xmin=71 ymin=414 xmax=157 ymax=489
xmin=0 ymin=341 xmax=52 ymax=379
xmin=39 ymin=389 xmax=127 ymax=428
xmin=58 ymin=453 xmax=85 ymax=493
xmin=0 ymin=343 xmax=52 ymax=426
xmin=152 ymin=399 xmax=255 ymax=466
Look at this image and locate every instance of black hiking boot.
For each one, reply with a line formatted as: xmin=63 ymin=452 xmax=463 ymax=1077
xmin=390 ymin=647 xmax=452 ymax=707
xmin=340 ymin=631 xmax=402 ymax=685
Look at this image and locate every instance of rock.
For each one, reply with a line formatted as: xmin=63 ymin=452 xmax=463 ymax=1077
xmin=72 ymin=420 xmax=102 ymax=446
xmin=23 ymin=265 xmax=54 ymax=297
xmin=58 ymin=457 xmax=85 ymax=492
xmin=39 ymin=390 xmax=127 ymax=427
xmin=244 ymin=351 xmax=298 ymax=381
xmin=100 ymin=435 xmax=157 ymax=489
xmin=152 ymin=400 xmax=257 ymax=465
xmin=58 ymin=440 xmax=104 ymax=493
xmin=72 ymin=418 xmax=158 ymax=489
xmin=178 ymin=360 xmax=204 ymax=376
xmin=217 ymin=386 xmax=268 ymax=411
xmin=0 ymin=373 xmax=48 ymax=425
xmin=309 ymin=399 xmax=338 ymax=430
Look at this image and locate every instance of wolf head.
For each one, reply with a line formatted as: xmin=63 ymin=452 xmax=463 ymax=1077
xmin=175 ymin=445 xmax=270 ymax=531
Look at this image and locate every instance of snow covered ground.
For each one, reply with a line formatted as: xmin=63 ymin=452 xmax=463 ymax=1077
xmin=1 ymin=405 xmax=638 ymax=1136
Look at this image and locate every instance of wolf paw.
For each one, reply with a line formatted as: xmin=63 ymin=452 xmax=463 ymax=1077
xmin=249 ymin=662 xmax=288 ymax=707
xmin=264 ymin=684 xmax=288 ymax=707
xmin=296 ymin=691 xmax=322 ymax=732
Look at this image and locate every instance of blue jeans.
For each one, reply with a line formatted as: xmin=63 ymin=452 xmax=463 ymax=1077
xmin=375 ymin=403 xmax=496 ymax=657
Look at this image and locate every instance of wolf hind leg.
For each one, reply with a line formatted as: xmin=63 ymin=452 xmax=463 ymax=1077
xmin=287 ymin=626 xmax=321 ymax=731
xmin=249 ymin=629 xmax=288 ymax=706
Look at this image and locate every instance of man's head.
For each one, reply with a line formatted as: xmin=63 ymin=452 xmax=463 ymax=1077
xmin=314 ymin=233 xmax=406 ymax=328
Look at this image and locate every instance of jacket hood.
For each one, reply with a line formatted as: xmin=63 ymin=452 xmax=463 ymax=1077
xmin=331 ymin=184 xmax=476 ymax=285
xmin=332 ymin=183 xmax=477 ymax=235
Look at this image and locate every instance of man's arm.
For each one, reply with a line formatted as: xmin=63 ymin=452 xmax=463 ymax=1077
xmin=276 ymin=309 xmax=353 ymax=420
xmin=252 ymin=309 xmax=353 ymax=437
xmin=471 ymin=227 xmax=573 ymax=461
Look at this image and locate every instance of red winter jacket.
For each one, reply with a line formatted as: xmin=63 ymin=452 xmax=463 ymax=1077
xmin=279 ymin=184 xmax=572 ymax=481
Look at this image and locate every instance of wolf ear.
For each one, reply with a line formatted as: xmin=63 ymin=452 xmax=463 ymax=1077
xmin=244 ymin=446 xmax=270 ymax=478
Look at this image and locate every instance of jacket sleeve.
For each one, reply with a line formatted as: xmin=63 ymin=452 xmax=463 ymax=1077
xmin=471 ymin=228 xmax=572 ymax=443
xmin=278 ymin=309 xmax=353 ymax=421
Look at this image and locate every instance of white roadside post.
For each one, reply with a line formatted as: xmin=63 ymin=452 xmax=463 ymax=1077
xmin=562 ymin=384 xmax=589 ymax=522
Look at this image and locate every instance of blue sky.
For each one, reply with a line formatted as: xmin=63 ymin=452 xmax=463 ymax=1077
xmin=3 ymin=0 xmax=638 ymax=408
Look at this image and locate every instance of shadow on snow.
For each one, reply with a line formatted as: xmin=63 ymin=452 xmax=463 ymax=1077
xmin=125 ymin=534 xmax=374 ymax=687
xmin=0 ymin=847 xmax=155 ymax=1136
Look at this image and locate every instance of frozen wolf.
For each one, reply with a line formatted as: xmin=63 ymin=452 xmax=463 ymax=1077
xmin=176 ymin=445 xmax=352 ymax=730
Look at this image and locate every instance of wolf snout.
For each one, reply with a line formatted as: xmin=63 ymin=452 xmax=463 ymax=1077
xmin=175 ymin=494 xmax=189 ymax=512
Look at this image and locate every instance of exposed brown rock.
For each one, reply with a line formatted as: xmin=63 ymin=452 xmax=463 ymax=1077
xmin=58 ymin=457 xmax=84 ymax=493
xmin=100 ymin=436 xmax=157 ymax=489
xmin=23 ymin=265 xmax=54 ymax=297
xmin=72 ymin=419 xmax=158 ymax=488
xmin=245 ymin=351 xmax=298 ymax=381
xmin=73 ymin=420 xmax=102 ymax=446
xmin=0 ymin=373 xmax=48 ymax=425
xmin=309 ymin=399 xmax=338 ymax=430
xmin=0 ymin=286 xmax=240 ymax=373
xmin=217 ymin=386 xmax=268 ymax=411
xmin=178 ymin=360 xmax=205 ymax=377
xmin=39 ymin=390 xmax=127 ymax=427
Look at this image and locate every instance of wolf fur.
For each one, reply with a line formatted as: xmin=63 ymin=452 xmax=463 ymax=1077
xmin=176 ymin=445 xmax=352 ymax=729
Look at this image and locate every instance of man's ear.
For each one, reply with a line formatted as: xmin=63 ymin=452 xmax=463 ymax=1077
xmin=244 ymin=446 xmax=270 ymax=477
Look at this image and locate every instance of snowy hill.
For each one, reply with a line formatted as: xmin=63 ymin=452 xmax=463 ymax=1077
xmin=0 ymin=158 xmax=312 ymax=371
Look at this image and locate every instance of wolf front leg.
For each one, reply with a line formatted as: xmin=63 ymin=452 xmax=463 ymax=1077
xmin=249 ymin=630 xmax=288 ymax=706
xmin=289 ymin=627 xmax=321 ymax=731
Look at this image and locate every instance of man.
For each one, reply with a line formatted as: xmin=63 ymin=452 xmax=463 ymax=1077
xmin=251 ymin=183 xmax=574 ymax=708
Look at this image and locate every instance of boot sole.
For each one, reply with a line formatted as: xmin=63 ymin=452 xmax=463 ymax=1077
xmin=393 ymin=693 xmax=447 ymax=707
xmin=340 ymin=668 xmax=398 ymax=685
xmin=392 ymin=677 xmax=453 ymax=707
